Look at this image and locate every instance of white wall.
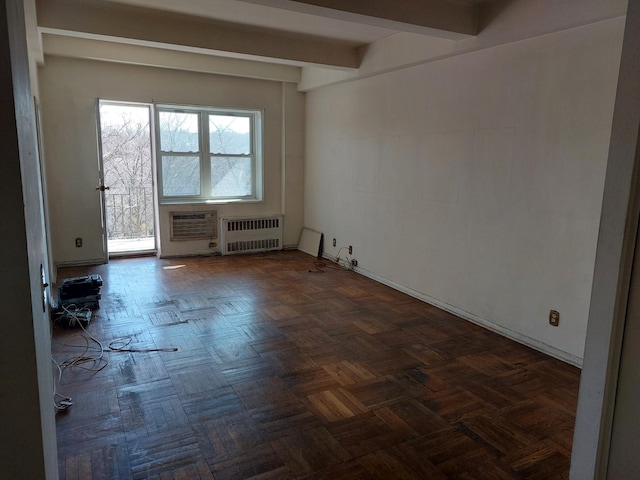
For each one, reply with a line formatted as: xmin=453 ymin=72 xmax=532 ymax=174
xmin=38 ymin=56 xmax=304 ymax=263
xmin=304 ymin=18 xmax=624 ymax=362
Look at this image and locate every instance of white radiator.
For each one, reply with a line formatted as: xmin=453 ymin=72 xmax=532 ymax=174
xmin=170 ymin=211 xmax=217 ymax=240
xmin=221 ymin=216 xmax=283 ymax=255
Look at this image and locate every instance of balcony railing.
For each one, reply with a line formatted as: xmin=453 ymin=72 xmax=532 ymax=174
xmin=105 ymin=187 xmax=154 ymax=239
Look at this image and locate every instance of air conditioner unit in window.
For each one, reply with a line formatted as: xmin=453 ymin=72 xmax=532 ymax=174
xmin=170 ymin=211 xmax=217 ymax=241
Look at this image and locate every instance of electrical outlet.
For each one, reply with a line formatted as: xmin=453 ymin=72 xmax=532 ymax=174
xmin=549 ymin=310 xmax=560 ymax=327
xmin=75 ymin=237 xmax=82 ymax=248
xmin=351 ymin=259 xmax=358 ymax=267
xmin=348 ymin=245 xmax=353 ymax=255
xmin=333 ymin=238 xmax=336 ymax=247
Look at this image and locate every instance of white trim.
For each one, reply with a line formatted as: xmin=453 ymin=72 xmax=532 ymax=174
xmin=323 ymin=253 xmax=583 ymax=367
xmin=97 ymin=100 xmax=157 ymax=259
xmin=571 ymin=3 xmax=640 ymax=477
xmin=155 ymin=104 xmax=263 ymax=203
xmin=55 ymin=258 xmax=108 ymax=268
xmin=281 ymin=82 xmax=286 ymax=216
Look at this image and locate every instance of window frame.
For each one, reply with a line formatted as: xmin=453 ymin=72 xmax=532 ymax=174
xmin=155 ymin=104 xmax=263 ymax=205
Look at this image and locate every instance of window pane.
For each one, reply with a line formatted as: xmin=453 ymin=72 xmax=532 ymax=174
xmin=209 ymin=115 xmax=251 ymax=154
xmin=211 ymin=156 xmax=252 ymax=197
xmin=162 ymin=155 xmax=200 ymax=196
xmin=159 ymin=111 xmax=200 ymax=152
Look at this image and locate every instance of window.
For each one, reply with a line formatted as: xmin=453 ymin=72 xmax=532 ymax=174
xmin=156 ymin=105 xmax=262 ymax=204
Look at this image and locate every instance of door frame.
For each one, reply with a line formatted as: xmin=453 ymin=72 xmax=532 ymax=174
xmin=95 ymin=98 xmax=108 ymax=262
xmin=96 ymin=99 xmax=157 ymax=258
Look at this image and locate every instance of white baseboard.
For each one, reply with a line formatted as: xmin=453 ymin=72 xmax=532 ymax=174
xmin=322 ymin=254 xmax=583 ymax=368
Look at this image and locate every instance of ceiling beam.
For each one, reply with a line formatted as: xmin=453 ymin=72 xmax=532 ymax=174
xmin=36 ymin=0 xmax=360 ymax=68
xmin=24 ymin=0 xmax=43 ymax=64
xmin=235 ymin=0 xmax=479 ymax=38
xmin=42 ymin=34 xmax=302 ymax=82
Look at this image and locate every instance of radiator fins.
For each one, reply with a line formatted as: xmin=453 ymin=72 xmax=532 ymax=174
xmin=221 ymin=216 xmax=283 ymax=255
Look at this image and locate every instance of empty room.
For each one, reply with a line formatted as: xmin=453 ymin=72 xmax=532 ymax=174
xmin=3 ymin=0 xmax=640 ymax=479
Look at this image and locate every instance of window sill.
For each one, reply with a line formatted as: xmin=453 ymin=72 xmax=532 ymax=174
xmin=159 ymin=198 xmax=263 ymax=206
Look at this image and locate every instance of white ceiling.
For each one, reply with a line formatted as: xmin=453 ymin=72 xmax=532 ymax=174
xmin=31 ymin=0 xmax=496 ymax=78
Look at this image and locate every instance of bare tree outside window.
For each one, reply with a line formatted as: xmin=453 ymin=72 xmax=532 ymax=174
xmin=157 ymin=106 xmax=260 ymax=203
xmin=159 ymin=111 xmax=201 ymax=196
xmin=209 ymin=115 xmax=252 ymax=197
xmin=99 ymin=104 xmax=154 ymax=242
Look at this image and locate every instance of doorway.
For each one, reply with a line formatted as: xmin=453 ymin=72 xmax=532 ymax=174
xmin=98 ymin=101 xmax=156 ymax=255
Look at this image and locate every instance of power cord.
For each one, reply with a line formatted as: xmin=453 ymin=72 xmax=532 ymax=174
xmin=52 ymin=305 xmax=108 ymax=412
xmin=57 ymin=305 xmax=107 ymax=372
xmin=333 ymin=246 xmax=355 ymax=271
xmin=51 ymin=304 xmax=178 ymax=412
xmin=108 ymin=337 xmax=178 ymax=353
xmin=52 ymin=357 xmax=73 ymax=411
xmin=308 ymin=247 xmax=356 ymax=273
xmin=309 ymin=259 xmax=342 ymax=272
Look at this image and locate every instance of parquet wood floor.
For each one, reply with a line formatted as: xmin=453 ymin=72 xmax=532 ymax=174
xmin=53 ymin=251 xmax=580 ymax=479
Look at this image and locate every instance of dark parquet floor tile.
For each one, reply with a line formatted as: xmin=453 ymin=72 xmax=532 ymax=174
xmin=53 ymin=251 xmax=580 ymax=479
